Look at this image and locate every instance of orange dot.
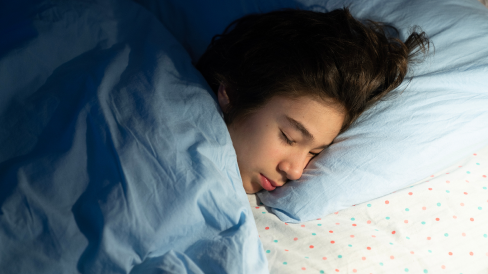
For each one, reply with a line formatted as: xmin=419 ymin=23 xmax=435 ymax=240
xmin=385 ymin=200 xmax=389 ymax=204
xmin=301 ymin=225 xmax=305 ymax=227
xmin=353 ymin=270 xmax=357 ymax=273
xmin=285 ymin=249 xmax=289 ymax=251
xmin=331 ymin=241 xmax=335 ymax=244
xmin=428 ymin=188 xmax=432 ymax=190
xmin=404 ymin=220 xmax=408 ymax=223
xmin=453 ymin=215 xmax=457 ymax=219
xmin=294 ymin=237 xmax=298 ymax=241
xmin=334 ymin=212 xmax=339 ymax=214
xmin=446 ymin=180 xmax=450 ymax=183
xmin=422 ymin=206 xmax=426 ymax=210
xmin=390 ymin=256 xmax=395 ymax=259
xmin=350 ymin=235 xmax=355 ymax=238
xmin=265 ymin=227 xmax=269 ymax=230
xmin=427 ymin=237 xmax=431 ymax=240
xmin=285 ymin=223 xmax=288 ymax=225
xmin=392 ymin=231 xmax=396 ymax=234
xmin=317 ymin=218 xmax=321 ymax=220
xmin=362 ymin=257 xmax=366 ymax=260
xmin=462 ymin=233 xmax=466 ymax=236
xmin=470 ymin=218 xmax=475 ymax=221
xmin=335 ymin=270 xmax=339 ymax=272
xmin=441 ymin=265 xmax=446 ymax=269
xmin=464 ymin=192 xmax=468 ymax=195
xmin=372 ymin=235 xmax=376 ymax=238
xmin=460 ymin=203 xmax=464 ymax=206
xmin=329 ymin=230 xmax=334 ymax=233
xmin=436 ymin=218 xmax=440 ymax=221
xmin=410 ymin=251 xmax=414 ymax=254
xmin=255 ymin=207 xmax=259 ymax=209
xmin=310 ymin=245 xmax=314 ymax=249
xmin=352 ymin=224 xmax=357 ymax=226
xmin=322 ymin=257 xmax=327 ymax=260
xmin=335 ymin=223 xmax=340 ymax=225
xmin=302 ymin=267 xmax=306 ymax=270
xmin=367 ymin=220 xmax=372 ymax=224
xmin=408 ymin=192 xmax=413 ymax=195
xmin=470 ymin=252 xmax=474 ymax=256
xmin=449 ymin=252 xmax=453 ymax=255
xmin=367 ymin=247 xmax=371 ymax=250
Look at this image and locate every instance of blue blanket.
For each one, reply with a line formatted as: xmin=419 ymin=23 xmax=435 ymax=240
xmin=0 ymin=1 xmax=268 ymax=273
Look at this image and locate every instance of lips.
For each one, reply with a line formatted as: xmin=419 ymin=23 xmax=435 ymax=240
xmin=259 ymin=174 xmax=277 ymax=191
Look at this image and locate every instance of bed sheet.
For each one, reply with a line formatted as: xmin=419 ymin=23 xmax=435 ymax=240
xmin=250 ymin=144 xmax=488 ymax=273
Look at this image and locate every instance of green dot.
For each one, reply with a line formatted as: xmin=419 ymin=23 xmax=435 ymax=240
xmin=424 ymin=270 xmax=428 ymax=273
xmin=375 ymin=229 xmax=379 ymax=231
xmin=274 ymin=240 xmax=278 ymax=242
xmin=444 ymin=233 xmax=449 ymax=237
xmin=266 ymin=250 xmax=270 ymax=253
xmin=428 ymin=250 xmax=432 ymax=253
xmin=405 ymin=208 xmax=410 ymax=211
xmin=283 ymin=262 xmax=287 ymax=265
xmin=338 ymin=255 xmax=342 ymax=258
xmin=320 ymin=271 xmax=325 ymax=274
xmin=405 ymin=269 xmax=409 ymax=272
xmin=421 ymin=221 xmax=426 ymax=225
xmin=380 ymin=262 xmax=384 ymax=266
xmin=386 ymin=217 xmax=390 ymax=220
xmin=467 ymin=171 xmax=471 ymax=174
xmin=317 ymin=224 xmax=322 ymax=226
xmin=348 ymin=244 xmax=352 ymax=247
xmin=476 ymin=163 xmax=480 ymax=165
xmin=305 ymin=257 xmax=309 ymax=259
xmin=483 ymin=234 xmax=487 ymax=238
xmin=437 ymin=203 xmax=441 ymax=206
xmin=367 ymin=204 xmax=372 ymax=207
xmin=406 ymin=237 xmax=410 ymax=239
xmin=312 ymin=233 xmax=316 ymax=236
xmin=351 ymin=217 xmax=355 ymax=221
xmin=479 ymin=207 xmax=482 ymax=210
xmin=483 ymin=187 xmax=487 ymax=190
xmin=262 ymin=212 xmax=266 ymax=214
xmin=446 ymin=190 xmax=450 ymax=193
xmin=390 ymin=242 xmax=393 ymax=245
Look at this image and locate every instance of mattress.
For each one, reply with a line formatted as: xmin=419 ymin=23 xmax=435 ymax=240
xmin=250 ymin=144 xmax=488 ymax=273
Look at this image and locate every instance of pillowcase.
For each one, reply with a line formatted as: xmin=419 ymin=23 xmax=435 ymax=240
xmin=134 ymin=0 xmax=488 ymax=223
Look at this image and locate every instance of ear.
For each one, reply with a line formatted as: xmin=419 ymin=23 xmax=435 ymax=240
xmin=217 ymin=84 xmax=231 ymax=113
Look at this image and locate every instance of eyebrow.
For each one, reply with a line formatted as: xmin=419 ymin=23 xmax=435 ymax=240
xmin=285 ymin=115 xmax=331 ymax=149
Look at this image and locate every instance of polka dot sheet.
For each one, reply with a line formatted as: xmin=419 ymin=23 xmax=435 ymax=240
xmin=250 ymin=144 xmax=488 ymax=273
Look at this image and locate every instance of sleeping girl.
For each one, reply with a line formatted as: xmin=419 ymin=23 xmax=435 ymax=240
xmin=197 ymin=8 xmax=429 ymax=193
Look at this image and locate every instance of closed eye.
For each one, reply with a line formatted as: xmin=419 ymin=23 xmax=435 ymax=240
xmin=280 ymin=130 xmax=294 ymax=145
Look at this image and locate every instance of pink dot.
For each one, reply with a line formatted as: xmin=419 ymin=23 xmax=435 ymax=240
xmin=350 ymin=235 xmax=355 ymax=238
xmin=404 ymin=220 xmax=408 ymax=223
xmin=392 ymin=231 xmax=396 ymax=234
xmin=331 ymin=241 xmax=335 ymax=244
xmin=408 ymin=192 xmax=413 ymax=195
xmin=285 ymin=249 xmax=289 ymax=251
xmin=462 ymin=233 xmax=466 ymax=236
xmin=474 ymin=153 xmax=477 ymax=156
xmin=317 ymin=218 xmax=321 ymax=220
xmin=428 ymin=188 xmax=432 ymax=190
xmin=367 ymin=247 xmax=371 ymax=250
xmin=367 ymin=220 xmax=372 ymax=224
xmin=302 ymin=267 xmax=306 ymax=270
xmin=390 ymin=256 xmax=394 ymax=259
xmin=470 ymin=252 xmax=474 ymax=256
xmin=460 ymin=203 xmax=464 ymax=206
xmin=362 ymin=256 xmax=366 ymax=260
xmin=453 ymin=215 xmax=457 ymax=219
xmin=441 ymin=265 xmax=446 ymax=269
xmin=265 ymin=227 xmax=269 ymax=230
xmin=430 ymin=175 xmax=434 ymax=177
xmin=334 ymin=212 xmax=339 ymax=214
xmin=466 ymin=180 xmax=470 ymax=183
xmin=427 ymin=237 xmax=431 ymax=240
xmin=310 ymin=245 xmax=314 ymax=249
xmin=464 ymin=192 xmax=468 ymax=195
xmin=410 ymin=251 xmax=414 ymax=254
xmin=335 ymin=270 xmax=339 ymax=272
xmin=285 ymin=223 xmax=288 ymax=225
xmin=329 ymin=230 xmax=334 ymax=233
xmin=322 ymin=257 xmax=327 ymax=260
xmin=385 ymin=200 xmax=389 ymax=204
xmin=483 ymin=175 xmax=487 ymax=178
xmin=301 ymin=224 xmax=305 ymax=227
xmin=449 ymin=252 xmax=453 ymax=255
xmin=294 ymin=237 xmax=298 ymax=241
xmin=446 ymin=180 xmax=450 ymax=183
xmin=436 ymin=218 xmax=440 ymax=221
xmin=353 ymin=270 xmax=357 ymax=273
xmin=352 ymin=224 xmax=357 ymax=226
xmin=470 ymin=218 xmax=475 ymax=221
xmin=372 ymin=235 xmax=376 ymax=238
xmin=422 ymin=206 xmax=426 ymax=210
xmin=335 ymin=223 xmax=340 ymax=225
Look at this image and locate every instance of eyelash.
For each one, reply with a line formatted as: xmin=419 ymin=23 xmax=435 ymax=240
xmin=281 ymin=130 xmax=319 ymax=157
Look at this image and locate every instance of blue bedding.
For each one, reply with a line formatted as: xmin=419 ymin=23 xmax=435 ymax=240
xmin=0 ymin=1 xmax=268 ymax=273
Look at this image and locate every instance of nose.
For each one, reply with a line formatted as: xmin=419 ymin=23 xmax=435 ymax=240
xmin=278 ymin=153 xmax=309 ymax=181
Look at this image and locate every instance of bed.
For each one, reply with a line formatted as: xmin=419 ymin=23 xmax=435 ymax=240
xmin=1 ymin=0 xmax=487 ymax=273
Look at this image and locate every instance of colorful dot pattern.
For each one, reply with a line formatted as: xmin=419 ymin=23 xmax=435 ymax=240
xmin=249 ymin=146 xmax=488 ymax=273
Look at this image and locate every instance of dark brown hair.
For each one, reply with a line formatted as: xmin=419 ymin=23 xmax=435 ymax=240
xmin=196 ymin=8 xmax=429 ymax=132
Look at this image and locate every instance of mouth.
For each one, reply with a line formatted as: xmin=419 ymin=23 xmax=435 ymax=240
xmin=259 ymin=174 xmax=277 ymax=191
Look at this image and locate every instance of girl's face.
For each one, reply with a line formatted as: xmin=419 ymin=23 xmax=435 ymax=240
xmin=219 ymin=85 xmax=345 ymax=193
